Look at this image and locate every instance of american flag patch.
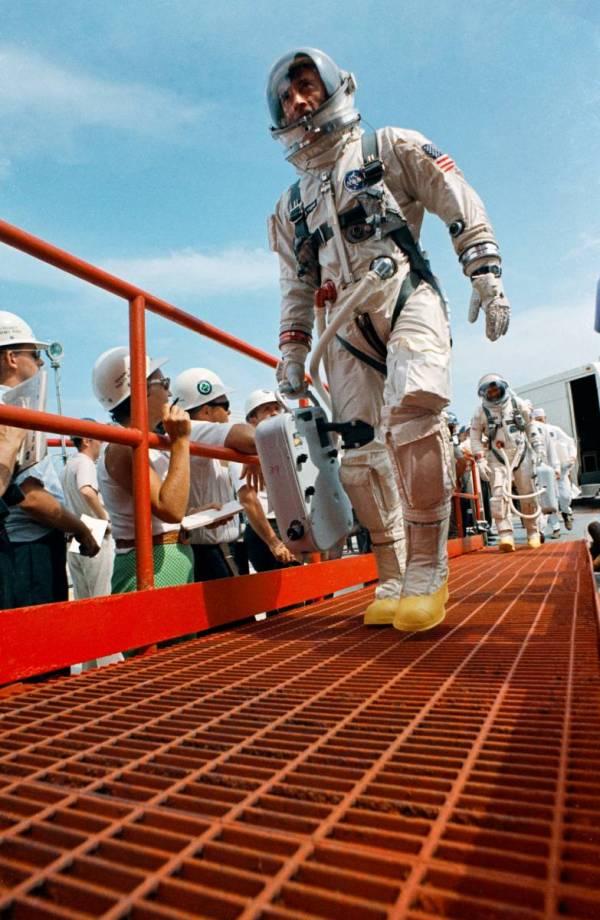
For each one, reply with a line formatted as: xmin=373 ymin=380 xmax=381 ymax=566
xmin=422 ymin=143 xmax=455 ymax=173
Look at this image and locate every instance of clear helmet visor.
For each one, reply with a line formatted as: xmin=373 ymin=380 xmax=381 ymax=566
xmin=267 ymin=48 xmax=342 ymax=129
xmin=478 ymin=376 xmax=509 ymax=405
xmin=267 ymin=48 xmax=360 ymax=165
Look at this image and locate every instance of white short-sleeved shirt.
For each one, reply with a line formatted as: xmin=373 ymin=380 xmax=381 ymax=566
xmin=187 ymin=421 xmax=241 ymax=545
xmin=61 ymin=452 xmax=103 ymax=520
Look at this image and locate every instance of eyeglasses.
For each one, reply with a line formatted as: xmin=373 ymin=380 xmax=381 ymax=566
xmin=11 ymin=349 xmax=43 ymax=360
xmin=207 ymin=398 xmax=230 ymax=411
xmin=147 ymin=376 xmax=171 ymax=392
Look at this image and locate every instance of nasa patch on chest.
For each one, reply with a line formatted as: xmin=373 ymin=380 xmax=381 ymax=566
xmin=344 ymin=169 xmax=366 ymax=193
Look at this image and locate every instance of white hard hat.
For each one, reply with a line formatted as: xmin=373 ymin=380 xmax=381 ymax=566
xmin=0 ymin=311 xmax=48 ymax=349
xmin=92 ymin=346 xmax=167 ymax=411
xmin=244 ymin=388 xmax=281 ymax=420
xmin=532 ymin=407 xmax=545 ymax=419
xmin=172 ymin=368 xmax=233 ymax=412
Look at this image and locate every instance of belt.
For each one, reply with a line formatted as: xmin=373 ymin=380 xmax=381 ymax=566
xmin=116 ymin=530 xmax=182 ymax=550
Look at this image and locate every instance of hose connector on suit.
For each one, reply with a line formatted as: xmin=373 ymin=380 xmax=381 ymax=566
xmin=309 ymin=268 xmax=388 ymax=411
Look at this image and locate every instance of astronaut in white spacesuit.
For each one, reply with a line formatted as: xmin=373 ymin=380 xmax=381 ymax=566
xmin=267 ymin=48 xmax=510 ymax=631
xmin=470 ymin=375 xmax=542 ymax=552
xmin=532 ymin=407 xmax=576 ymax=534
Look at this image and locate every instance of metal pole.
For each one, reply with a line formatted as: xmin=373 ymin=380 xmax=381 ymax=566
xmin=129 ymin=295 xmax=155 ymax=591
xmin=51 ymin=361 xmax=67 ymax=465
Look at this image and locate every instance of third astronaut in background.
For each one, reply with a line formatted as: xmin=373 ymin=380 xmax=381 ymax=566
xmin=532 ymin=407 xmax=576 ymax=534
xmin=470 ymin=375 xmax=542 ymax=552
xmin=266 ymin=48 xmax=510 ymax=631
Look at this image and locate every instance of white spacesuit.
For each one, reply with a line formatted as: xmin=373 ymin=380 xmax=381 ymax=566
xmin=470 ymin=375 xmax=542 ymax=551
xmin=532 ymin=407 xmax=576 ymax=533
xmin=267 ymin=48 xmax=510 ymax=631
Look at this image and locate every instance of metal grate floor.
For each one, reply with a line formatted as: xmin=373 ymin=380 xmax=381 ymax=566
xmin=0 ymin=541 xmax=598 ymax=919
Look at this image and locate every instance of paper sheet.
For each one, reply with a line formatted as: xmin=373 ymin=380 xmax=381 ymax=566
xmin=68 ymin=514 xmax=109 ymax=554
xmin=182 ymin=501 xmax=243 ymax=531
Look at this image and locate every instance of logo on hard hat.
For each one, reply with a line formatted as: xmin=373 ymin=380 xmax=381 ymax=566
xmin=197 ymin=380 xmax=213 ymax=396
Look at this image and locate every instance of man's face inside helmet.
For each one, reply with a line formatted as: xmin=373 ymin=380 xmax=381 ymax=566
xmin=484 ymin=383 xmax=503 ymax=402
xmin=279 ymin=63 xmax=328 ymax=126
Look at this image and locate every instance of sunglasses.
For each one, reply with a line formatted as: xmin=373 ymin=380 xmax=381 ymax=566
xmin=147 ymin=376 xmax=171 ymax=392
xmin=11 ymin=349 xmax=43 ymax=360
xmin=207 ymin=398 xmax=230 ymax=410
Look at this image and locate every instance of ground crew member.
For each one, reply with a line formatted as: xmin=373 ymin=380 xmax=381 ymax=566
xmin=172 ymin=368 xmax=271 ymax=580
xmin=1 ymin=311 xmax=99 ymax=610
xmin=243 ymin=388 xmax=296 ymax=572
xmin=62 ymin=424 xmax=114 ymax=598
xmin=92 ymin=346 xmax=192 ymax=593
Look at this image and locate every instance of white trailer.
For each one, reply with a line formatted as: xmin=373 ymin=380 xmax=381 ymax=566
xmin=516 ymin=362 xmax=600 ymax=498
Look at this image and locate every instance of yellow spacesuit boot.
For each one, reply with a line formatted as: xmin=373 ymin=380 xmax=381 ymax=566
xmin=393 ymin=579 xmax=449 ymax=632
xmin=392 ymin=520 xmax=450 ymax=633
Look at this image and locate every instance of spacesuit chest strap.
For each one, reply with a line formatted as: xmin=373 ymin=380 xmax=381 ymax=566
xmin=510 ymin=397 xmax=526 ymax=432
xmin=360 ymin=133 xmax=443 ymax=300
xmin=288 ymin=181 xmax=331 ymax=283
xmin=482 ymin=406 xmax=502 ymax=462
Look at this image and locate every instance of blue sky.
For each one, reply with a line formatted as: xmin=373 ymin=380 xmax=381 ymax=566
xmin=0 ymin=0 xmax=598 ymax=426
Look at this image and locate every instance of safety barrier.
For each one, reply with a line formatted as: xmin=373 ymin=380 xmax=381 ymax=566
xmin=0 ymin=218 xmax=484 ymax=684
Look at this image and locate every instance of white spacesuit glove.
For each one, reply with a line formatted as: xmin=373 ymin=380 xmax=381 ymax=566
xmin=468 ymin=272 xmax=511 ymax=341
xmin=276 ymin=343 xmax=308 ymax=397
xmin=476 ymin=457 xmax=491 ymax=482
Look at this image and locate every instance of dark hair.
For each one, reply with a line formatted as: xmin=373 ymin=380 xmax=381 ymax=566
xmin=288 ymin=57 xmax=319 ymax=83
xmin=110 ymin=397 xmax=131 ymax=425
xmin=71 ymin=418 xmax=99 ymax=449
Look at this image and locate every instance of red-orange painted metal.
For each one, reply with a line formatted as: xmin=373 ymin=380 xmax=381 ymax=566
xmin=0 ymin=541 xmax=598 ymax=919
xmin=128 ymin=295 xmax=154 ymax=591
xmin=0 ymin=540 xmax=483 ymax=687
xmin=452 ymin=458 xmax=484 ymax=537
xmin=0 ymin=554 xmax=378 ymax=686
xmin=0 ymin=404 xmax=258 ymax=467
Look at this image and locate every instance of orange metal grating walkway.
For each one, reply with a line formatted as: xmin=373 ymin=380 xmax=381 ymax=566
xmin=0 ymin=541 xmax=599 ymax=920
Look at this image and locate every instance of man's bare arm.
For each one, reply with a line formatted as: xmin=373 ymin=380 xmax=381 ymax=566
xmin=19 ymin=480 xmax=99 ymax=555
xmin=79 ymin=484 xmax=109 ymax=521
xmin=224 ymin=423 xmax=257 ymax=454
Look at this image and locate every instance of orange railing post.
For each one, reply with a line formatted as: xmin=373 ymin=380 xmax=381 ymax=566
xmin=129 ymin=295 xmax=154 ymax=590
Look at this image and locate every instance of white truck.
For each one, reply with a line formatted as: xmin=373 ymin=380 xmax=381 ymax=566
xmin=516 ymin=362 xmax=600 ymax=498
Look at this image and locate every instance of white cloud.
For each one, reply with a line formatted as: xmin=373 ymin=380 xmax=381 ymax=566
xmin=0 ymin=46 xmax=204 ymax=153
xmin=0 ymin=241 xmax=278 ymax=298
xmin=0 ymin=244 xmax=85 ymax=291
xmin=105 ymin=247 xmax=279 ymax=297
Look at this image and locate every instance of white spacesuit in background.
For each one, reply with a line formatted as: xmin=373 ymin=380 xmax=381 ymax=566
xmin=532 ymin=407 xmax=576 ymax=533
xmin=267 ymin=48 xmax=510 ymax=631
xmin=470 ymin=375 xmax=542 ymax=552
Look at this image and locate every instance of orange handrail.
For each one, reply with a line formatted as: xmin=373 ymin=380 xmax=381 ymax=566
xmin=0 ymin=218 xmax=272 ymax=590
